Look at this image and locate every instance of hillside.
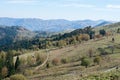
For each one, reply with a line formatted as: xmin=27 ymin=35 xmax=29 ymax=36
xmin=0 ymin=21 xmax=120 ymax=80
xmin=95 ymin=22 xmax=120 ymax=32
xmin=16 ymin=30 xmax=120 ymax=80
xmin=0 ymin=18 xmax=112 ymax=32
xmin=0 ymin=26 xmax=36 ymax=46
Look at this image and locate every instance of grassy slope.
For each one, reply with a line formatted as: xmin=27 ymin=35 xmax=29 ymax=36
xmin=15 ymin=23 xmax=120 ymax=80
xmin=26 ymin=33 xmax=120 ymax=80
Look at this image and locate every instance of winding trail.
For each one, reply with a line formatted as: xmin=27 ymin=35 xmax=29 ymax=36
xmin=34 ymin=49 xmax=50 ymax=71
xmin=103 ymin=65 xmax=120 ymax=73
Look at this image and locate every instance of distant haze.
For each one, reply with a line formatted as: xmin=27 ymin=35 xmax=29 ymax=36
xmin=0 ymin=17 xmax=113 ymax=32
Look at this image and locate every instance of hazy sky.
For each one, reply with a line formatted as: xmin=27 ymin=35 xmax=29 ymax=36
xmin=0 ymin=0 xmax=120 ymax=21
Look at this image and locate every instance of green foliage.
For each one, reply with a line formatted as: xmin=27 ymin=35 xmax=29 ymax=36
xmin=0 ymin=26 xmax=94 ymax=51
xmin=6 ymin=51 xmax=15 ymax=76
xmin=15 ymin=56 xmax=20 ymax=71
xmin=81 ymin=70 xmax=120 ymax=80
xmin=98 ymin=48 xmax=108 ymax=55
xmin=117 ymin=28 xmax=120 ymax=33
xmin=46 ymin=62 xmax=50 ymax=68
xmin=81 ymin=57 xmax=91 ymax=68
xmin=61 ymin=58 xmax=68 ymax=64
xmin=88 ymin=31 xmax=95 ymax=39
xmin=99 ymin=29 xmax=106 ymax=36
xmin=94 ymin=56 xmax=101 ymax=65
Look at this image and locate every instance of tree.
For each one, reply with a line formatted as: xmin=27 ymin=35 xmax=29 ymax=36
xmin=117 ymin=28 xmax=120 ymax=33
xmin=81 ymin=57 xmax=91 ymax=68
xmin=99 ymin=29 xmax=106 ymax=36
xmin=89 ymin=31 xmax=95 ymax=39
xmin=6 ymin=51 xmax=15 ymax=76
xmin=112 ymin=38 xmax=115 ymax=43
xmin=15 ymin=56 xmax=20 ymax=71
xmin=46 ymin=62 xmax=50 ymax=68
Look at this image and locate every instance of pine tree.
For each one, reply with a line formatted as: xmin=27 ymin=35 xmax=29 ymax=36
xmin=6 ymin=51 xmax=15 ymax=76
xmin=15 ymin=56 xmax=20 ymax=71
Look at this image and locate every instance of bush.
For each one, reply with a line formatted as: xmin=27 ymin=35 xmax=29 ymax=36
xmin=81 ymin=57 xmax=91 ymax=68
xmin=94 ymin=34 xmax=102 ymax=39
xmin=61 ymin=58 xmax=68 ymax=64
xmin=46 ymin=62 xmax=50 ymax=68
xmin=80 ymin=34 xmax=90 ymax=41
xmin=1 ymin=66 xmax=8 ymax=78
xmin=10 ymin=74 xmax=27 ymax=80
xmin=52 ymin=58 xmax=60 ymax=65
xmin=94 ymin=56 xmax=101 ymax=65
xmin=99 ymin=29 xmax=106 ymax=36
xmin=35 ymin=53 xmax=46 ymax=65
xmin=88 ymin=48 xmax=93 ymax=58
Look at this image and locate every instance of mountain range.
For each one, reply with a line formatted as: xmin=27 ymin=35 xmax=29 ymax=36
xmin=0 ymin=17 xmax=113 ymax=32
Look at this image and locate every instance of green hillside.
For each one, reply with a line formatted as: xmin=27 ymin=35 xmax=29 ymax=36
xmin=0 ymin=22 xmax=120 ymax=80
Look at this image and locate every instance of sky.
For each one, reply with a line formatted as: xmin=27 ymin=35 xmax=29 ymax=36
xmin=0 ymin=0 xmax=120 ymax=21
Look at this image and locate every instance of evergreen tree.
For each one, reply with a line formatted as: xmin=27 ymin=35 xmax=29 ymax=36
xmin=6 ymin=51 xmax=15 ymax=76
xmin=15 ymin=56 xmax=20 ymax=71
xmin=99 ymin=29 xmax=106 ymax=36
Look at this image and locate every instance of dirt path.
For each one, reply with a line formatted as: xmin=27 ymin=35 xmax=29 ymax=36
xmin=34 ymin=50 xmax=50 ymax=71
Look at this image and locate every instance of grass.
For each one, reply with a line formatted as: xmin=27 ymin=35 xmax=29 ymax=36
xmin=15 ymin=33 xmax=120 ymax=80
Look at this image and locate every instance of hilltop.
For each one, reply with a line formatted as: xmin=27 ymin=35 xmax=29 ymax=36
xmin=0 ymin=17 xmax=112 ymax=32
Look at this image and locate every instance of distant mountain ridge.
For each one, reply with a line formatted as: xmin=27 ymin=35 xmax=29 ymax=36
xmin=0 ymin=17 xmax=113 ymax=32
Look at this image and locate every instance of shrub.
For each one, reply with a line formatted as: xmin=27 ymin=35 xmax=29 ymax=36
xmin=15 ymin=56 xmax=20 ymax=71
xmin=88 ymin=48 xmax=93 ymax=58
xmin=10 ymin=74 xmax=27 ymax=80
xmin=94 ymin=56 xmax=101 ymax=65
xmin=99 ymin=29 xmax=106 ymax=36
xmin=46 ymin=62 xmax=50 ymax=68
xmin=81 ymin=57 xmax=91 ymax=68
xmin=35 ymin=53 xmax=46 ymax=65
xmin=52 ymin=58 xmax=60 ymax=65
xmin=94 ymin=34 xmax=102 ymax=39
xmin=80 ymin=34 xmax=90 ymax=41
xmin=1 ymin=66 xmax=8 ymax=78
xmin=61 ymin=58 xmax=68 ymax=64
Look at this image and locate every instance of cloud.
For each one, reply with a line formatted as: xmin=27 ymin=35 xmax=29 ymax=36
xmin=106 ymin=4 xmax=120 ymax=9
xmin=61 ymin=3 xmax=95 ymax=8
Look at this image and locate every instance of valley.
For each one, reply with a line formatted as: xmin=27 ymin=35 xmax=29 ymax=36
xmin=0 ymin=20 xmax=120 ymax=80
